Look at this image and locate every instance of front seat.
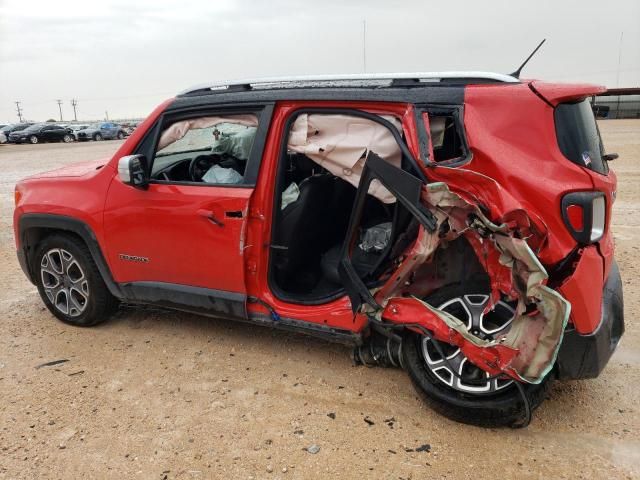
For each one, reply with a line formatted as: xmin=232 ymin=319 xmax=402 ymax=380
xmin=273 ymin=174 xmax=335 ymax=286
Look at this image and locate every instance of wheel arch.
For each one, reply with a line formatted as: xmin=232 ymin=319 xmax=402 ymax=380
xmin=18 ymin=214 xmax=122 ymax=298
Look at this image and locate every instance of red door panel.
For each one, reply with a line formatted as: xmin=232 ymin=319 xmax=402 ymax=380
xmin=103 ymin=179 xmax=251 ymax=293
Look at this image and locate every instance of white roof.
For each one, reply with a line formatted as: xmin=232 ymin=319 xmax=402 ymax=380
xmin=180 ymin=71 xmax=519 ymax=95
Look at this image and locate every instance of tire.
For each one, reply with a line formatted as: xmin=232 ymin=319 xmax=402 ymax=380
xmin=116 ymin=131 xmax=125 ymax=140
xmin=29 ymin=135 xmax=38 ymax=144
xmin=402 ymin=282 xmax=552 ymax=427
xmin=62 ymin=134 xmax=73 ymax=143
xmin=33 ymin=234 xmax=118 ymax=327
xmin=93 ymin=133 xmax=103 ymax=141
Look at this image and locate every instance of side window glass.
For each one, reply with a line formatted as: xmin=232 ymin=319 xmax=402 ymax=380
xmin=150 ymin=114 xmax=259 ymax=186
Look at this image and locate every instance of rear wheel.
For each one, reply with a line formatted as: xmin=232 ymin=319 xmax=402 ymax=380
xmin=29 ymin=135 xmax=38 ymax=144
xmin=116 ymin=131 xmax=125 ymax=140
xmin=33 ymin=234 xmax=118 ymax=326
xmin=402 ymin=282 xmax=551 ymax=427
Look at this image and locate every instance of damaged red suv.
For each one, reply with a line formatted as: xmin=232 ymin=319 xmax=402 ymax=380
xmin=13 ymin=73 xmax=624 ymax=427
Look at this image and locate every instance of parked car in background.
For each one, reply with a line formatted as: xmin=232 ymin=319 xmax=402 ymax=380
xmin=0 ymin=131 xmax=6 ymax=144
xmin=9 ymin=123 xmax=74 ymax=144
xmin=75 ymin=122 xmax=127 ymax=141
xmin=69 ymin=124 xmax=90 ymax=141
xmin=1 ymin=123 xmax=34 ymax=142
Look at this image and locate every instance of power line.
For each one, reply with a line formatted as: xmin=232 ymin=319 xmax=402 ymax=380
xmin=56 ymin=99 xmax=63 ymax=121
xmin=15 ymin=101 xmax=23 ymax=122
xmin=70 ymin=99 xmax=78 ymax=121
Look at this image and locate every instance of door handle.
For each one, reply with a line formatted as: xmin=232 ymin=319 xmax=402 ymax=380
xmin=197 ymin=209 xmax=224 ymax=227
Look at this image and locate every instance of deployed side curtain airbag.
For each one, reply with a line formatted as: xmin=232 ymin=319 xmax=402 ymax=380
xmin=287 ymin=114 xmax=402 ymax=203
xmin=158 ymin=114 xmax=259 ymax=150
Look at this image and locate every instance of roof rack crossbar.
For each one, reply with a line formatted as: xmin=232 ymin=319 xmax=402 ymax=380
xmin=179 ymin=71 xmax=519 ymax=95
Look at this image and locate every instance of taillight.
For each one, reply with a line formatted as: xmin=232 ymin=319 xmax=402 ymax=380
xmin=561 ymin=192 xmax=606 ymax=244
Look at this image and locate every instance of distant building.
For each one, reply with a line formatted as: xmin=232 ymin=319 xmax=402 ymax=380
xmin=592 ymin=88 xmax=640 ymax=119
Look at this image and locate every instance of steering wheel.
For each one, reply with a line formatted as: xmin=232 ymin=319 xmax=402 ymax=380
xmin=189 ymin=154 xmax=220 ymax=182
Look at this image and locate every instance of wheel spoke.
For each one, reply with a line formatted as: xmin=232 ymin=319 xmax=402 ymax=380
xmin=54 ymin=289 xmax=69 ymax=314
xmin=419 ymin=293 xmax=515 ymax=395
xmin=462 ymin=294 xmax=489 ymax=330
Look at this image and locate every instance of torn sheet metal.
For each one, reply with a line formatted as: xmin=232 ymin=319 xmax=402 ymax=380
xmin=376 ymin=182 xmax=570 ymax=384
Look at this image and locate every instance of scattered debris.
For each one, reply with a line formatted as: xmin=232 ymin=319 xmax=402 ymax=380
xmin=266 ymin=465 xmax=273 ymax=473
xmin=405 ymin=444 xmax=431 ymax=453
xmin=384 ymin=417 xmax=395 ymax=429
xmin=327 ymin=412 xmax=336 ymax=419
xmin=35 ymin=359 xmax=69 ymax=369
xmin=305 ymin=444 xmax=320 ymax=454
xmin=68 ymin=370 xmax=84 ymax=376
xmin=364 ymin=416 xmax=375 ymax=426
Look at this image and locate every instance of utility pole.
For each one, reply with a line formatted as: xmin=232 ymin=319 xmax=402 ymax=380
xmin=615 ymin=31 xmax=624 ymax=118
xmin=70 ymin=99 xmax=78 ymax=121
xmin=362 ymin=19 xmax=367 ymax=73
xmin=15 ymin=101 xmax=23 ymax=122
xmin=105 ymin=110 xmax=109 ymax=121
xmin=56 ymin=99 xmax=63 ymax=121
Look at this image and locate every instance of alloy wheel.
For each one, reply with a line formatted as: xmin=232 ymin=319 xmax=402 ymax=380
xmin=40 ymin=248 xmax=90 ymax=317
xmin=421 ymin=294 xmax=515 ymax=394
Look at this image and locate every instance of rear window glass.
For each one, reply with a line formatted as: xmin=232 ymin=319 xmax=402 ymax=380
xmin=421 ymin=111 xmax=467 ymax=165
xmin=555 ymin=99 xmax=608 ymax=175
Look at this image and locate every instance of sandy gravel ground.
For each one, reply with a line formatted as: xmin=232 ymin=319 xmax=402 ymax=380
xmin=0 ymin=122 xmax=639 ymax=479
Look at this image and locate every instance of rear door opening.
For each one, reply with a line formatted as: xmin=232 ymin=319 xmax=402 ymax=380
xmin=267 ymin=109 xmax=422 ymax=305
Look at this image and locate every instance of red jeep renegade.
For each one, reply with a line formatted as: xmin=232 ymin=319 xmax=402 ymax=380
xmin=13 ymin=73 xmax=624 ymax=427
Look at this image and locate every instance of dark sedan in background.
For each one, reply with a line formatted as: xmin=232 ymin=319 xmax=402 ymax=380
xmin=1 ymin=123 xmax=34 ymax=142
xmin=9 ymin=123 xmax=74 ymax=144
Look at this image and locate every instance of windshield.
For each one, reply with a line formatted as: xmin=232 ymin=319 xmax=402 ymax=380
xmin=555 ymin=99 xmax=608 ymax=175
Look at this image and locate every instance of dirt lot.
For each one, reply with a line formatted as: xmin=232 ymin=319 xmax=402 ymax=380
xmin=1 ymin=122 xmax=639 ymax=479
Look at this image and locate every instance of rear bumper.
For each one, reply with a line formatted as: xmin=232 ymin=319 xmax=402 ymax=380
xmin=556 ymin=259 xmax=624 ymax=379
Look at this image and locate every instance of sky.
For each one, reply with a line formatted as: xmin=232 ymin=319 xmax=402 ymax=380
xmin=1 ymin=0 xmax=639 ymax=123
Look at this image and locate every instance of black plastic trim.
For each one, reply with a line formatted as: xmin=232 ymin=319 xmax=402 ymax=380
xmin=246 ymin=312 xmax=362 ymax=346
xmin=18 ymin=213 xmax=122 ymax=297
xmin=119 ymin=281 xmax=361 ymax=345
xmin=119 ymin=281 xmax=247 ymax=320
xmin=556 ymin=260 xmax=624 ymax=380
xmin=170 ymin=86 xmax=465 ymax=110
xmin=416 ymin=105 xmax=472 ymax=168
xmin=560 ymin=191 xmax=606 ymax=245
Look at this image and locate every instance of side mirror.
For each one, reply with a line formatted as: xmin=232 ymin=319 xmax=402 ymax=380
xmin=118 ymin=154 xmax=149 ymax=188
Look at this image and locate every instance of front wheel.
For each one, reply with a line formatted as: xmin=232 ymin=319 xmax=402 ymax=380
xmin=402 ymin=282 xmax=552 ymax=427
xmin=62 ymin=134 xmax=73 ymax=143
xmin=34 ymin=234 xmax=118 ymax=326
xmin=116 ymin=131 xmax=125 ymax=140
xmin=93 ymin=133 xmax=103 ymax=141
xmin=29 ymin=135 xmax=38 ymax=144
